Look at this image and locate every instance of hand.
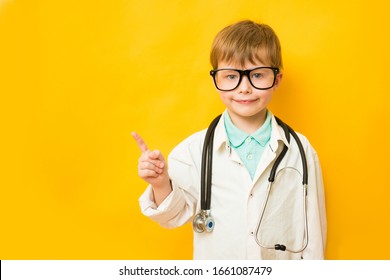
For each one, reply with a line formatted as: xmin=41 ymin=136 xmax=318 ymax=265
xmin=131 ymin=132 xmax=170 ymax=189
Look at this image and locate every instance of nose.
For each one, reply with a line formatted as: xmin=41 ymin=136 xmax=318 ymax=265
xmin=237 ymin=75 xmax=252 ymax=94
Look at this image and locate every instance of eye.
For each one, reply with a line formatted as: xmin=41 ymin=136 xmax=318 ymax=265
xmin=226 ymin=74 xmax=238 ymax=80
xmin=252 ymin=72 xmax=263 ymax=79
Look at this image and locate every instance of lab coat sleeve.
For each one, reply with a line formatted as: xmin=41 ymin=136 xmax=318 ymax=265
xmin=138 ymin=132 xmax=202 ymax=229
xmin=138 ymin=183 xmax=192 ymax=228
xmin=302 ymin=140 xmax=327 ymax=259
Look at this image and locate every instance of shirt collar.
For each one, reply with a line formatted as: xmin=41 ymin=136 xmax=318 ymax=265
xmin=223 ymin=110 xmax=272 ymax=147
xmin=213 ymin=110 xmax=290 ymax=153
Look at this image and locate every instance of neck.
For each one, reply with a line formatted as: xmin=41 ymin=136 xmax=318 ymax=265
xmin=228 ymin=110 xmax=267 ymax=134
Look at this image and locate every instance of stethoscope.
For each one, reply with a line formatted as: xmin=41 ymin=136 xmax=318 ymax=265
xmin=193 ymin=114 xmax=309 ymax=253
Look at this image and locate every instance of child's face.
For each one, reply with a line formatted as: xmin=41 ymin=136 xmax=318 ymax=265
xmin=213 ymin=60 xmax=282 ymax=125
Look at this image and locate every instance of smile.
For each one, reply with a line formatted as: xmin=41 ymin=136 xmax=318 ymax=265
xmin=233 ymin=99 xmax=259 ymax=104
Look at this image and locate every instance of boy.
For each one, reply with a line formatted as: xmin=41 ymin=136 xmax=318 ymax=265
xmin=132 ymin=20 xmax=326 ymax=259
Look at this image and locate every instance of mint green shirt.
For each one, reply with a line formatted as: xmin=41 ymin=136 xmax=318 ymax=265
xmin=224 ymin=111 xmax=272 ymax=180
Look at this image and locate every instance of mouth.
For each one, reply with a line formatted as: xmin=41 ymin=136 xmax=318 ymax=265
xmin=233 ymin=98 xmax=259 ymax=104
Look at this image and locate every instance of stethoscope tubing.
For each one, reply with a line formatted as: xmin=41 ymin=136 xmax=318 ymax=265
xmin=200 ymin=114 xmax=221 ymax=211
xmin=254 ymin=117 xmax=309 ymax=253
xmin=254 ymin=181 xmax=308 ymax=253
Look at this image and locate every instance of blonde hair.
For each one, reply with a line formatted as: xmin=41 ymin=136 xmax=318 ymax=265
xmin=210 ymin=20 xmax=283 ymax=70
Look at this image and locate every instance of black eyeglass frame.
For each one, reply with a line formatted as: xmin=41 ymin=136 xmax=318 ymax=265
xmin=210 ymin=66 xmax=280 ymax=91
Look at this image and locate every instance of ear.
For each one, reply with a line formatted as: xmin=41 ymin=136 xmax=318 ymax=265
xmin=274 ymin=71 xmax=283 ymax=89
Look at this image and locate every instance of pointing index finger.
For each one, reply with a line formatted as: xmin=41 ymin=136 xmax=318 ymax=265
xmin=131 ymin=132 xmax=149 ymax=153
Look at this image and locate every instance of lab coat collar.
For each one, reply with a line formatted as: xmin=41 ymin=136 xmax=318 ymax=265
xmin=213 ymin=110 xmax=290 ymax=153
xmin=269 ymin=112 xmax=290 ymax=152
xmin=213 ymin=111 xmax=230 ymax=152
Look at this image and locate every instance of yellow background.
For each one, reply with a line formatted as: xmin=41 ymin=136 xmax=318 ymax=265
xmin=1 ymin=0 xmax=390 ymax=259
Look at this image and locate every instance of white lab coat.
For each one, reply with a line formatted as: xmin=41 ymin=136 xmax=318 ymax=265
xmin=139 ymin=111 xmax=327 ymax=259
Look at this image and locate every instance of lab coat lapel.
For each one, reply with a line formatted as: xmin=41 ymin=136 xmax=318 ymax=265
xmin=251 ymin=145 xmax=277 ymax=184
xmin=251 ymin=113 xmax=289 ymax=185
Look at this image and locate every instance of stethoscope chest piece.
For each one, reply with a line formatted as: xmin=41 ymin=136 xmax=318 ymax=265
xmin=193 ymin=210 xmax=215 ymax=233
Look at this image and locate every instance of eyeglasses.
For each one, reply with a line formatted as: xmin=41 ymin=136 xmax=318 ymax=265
xmin=210 ymin=66 xmax=279 ymax=91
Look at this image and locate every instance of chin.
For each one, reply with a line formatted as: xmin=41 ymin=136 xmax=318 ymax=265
xmin=233 ymin=108 xmax=265 ymax=118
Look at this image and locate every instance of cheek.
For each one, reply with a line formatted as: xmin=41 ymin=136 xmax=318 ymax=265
xmin=257 ymin=90 xmax=274 ymax=103
xmin=218 ymin=91 xmax=231 ymax=105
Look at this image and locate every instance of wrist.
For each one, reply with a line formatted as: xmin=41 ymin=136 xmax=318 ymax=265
xmin=152 ymin=176 xmax=171 ymax=189
xmin=151 ymin=178 xmax=172 ymax=207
